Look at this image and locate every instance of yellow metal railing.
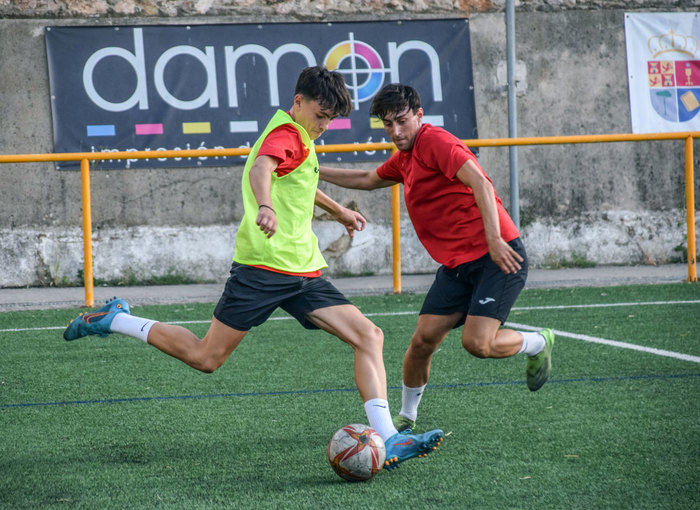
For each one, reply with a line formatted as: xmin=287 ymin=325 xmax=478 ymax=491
xmin=0 ymin=131 xmax=697 ymax=306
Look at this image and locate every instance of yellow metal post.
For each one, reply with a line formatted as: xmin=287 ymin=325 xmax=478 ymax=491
xmin=390 ymin=147 xmax=401 ymax=294
xmin=685 ymin=136 xmax=697 ymax=282
xmin=80 ymin=158 xmax=95 ymax=306
xmin=391 ymin=183 xmax=402 ymax=294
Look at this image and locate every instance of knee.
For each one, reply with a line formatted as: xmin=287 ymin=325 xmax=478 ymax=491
xmin=197 ymin=361 xmax=220 ymax=374
xmin=461 ymin=333 xmax=493 ymax=358
xmin=354 ymin=324 xmax=384 ymax=353
xmin=191 ymin=350 xmax=226 ymax=374
xmin=369 ymin=325 xmax=384 ymax=351
xmin=408 ymin=332 xmax=439 ymax=359
xmin=195 ymin=359 xmax=220 ymax=374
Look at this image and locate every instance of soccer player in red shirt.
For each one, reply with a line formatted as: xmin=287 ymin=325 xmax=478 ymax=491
xmin=319 ymin=83 xmax=555 ymax=432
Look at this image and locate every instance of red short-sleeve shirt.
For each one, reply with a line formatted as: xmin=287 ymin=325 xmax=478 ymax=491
xmin=253 ymin=121 xmax=320 ymax=277
xmin=377 ymin=124 xmax=519 ymax=268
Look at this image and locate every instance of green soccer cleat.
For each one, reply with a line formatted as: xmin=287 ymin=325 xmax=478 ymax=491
xmin=526 ymin=328 xmax=555 ymax=391
xmin=63 ymin=297 xmax=130 ymax=341
xmin=383 ymin=429 xmax=443 ymax=471
xmin=393 ymin=414 xmax=416 ymax=433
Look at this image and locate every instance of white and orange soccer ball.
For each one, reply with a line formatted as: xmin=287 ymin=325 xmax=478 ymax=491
xmin=327 ymin=424 xmax=386 ymax=481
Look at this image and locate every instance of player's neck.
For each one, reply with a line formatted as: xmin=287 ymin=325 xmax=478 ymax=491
xmin=288 ymin=107 xmax=298 ymax=124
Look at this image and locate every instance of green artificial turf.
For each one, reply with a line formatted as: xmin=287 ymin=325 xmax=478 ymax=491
xmin=1 ymin=283 xmax=698 ymax=509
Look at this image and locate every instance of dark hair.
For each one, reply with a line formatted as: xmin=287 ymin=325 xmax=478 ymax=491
xmin=370 ymin=83 xmax=421 ymax=120
xmin=294 ymin=66 xmax=352 ymax=117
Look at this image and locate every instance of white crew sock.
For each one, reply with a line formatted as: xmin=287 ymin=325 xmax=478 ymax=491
xmin=110 ymin=313 xmax=156 ymax=343
xmin=363 ymin=398 xmax=399 ymax=441
xmin=518 ymin=331 xmax=546 ymax=356
xmin=399 ymin=383 xmax=427 ymax=422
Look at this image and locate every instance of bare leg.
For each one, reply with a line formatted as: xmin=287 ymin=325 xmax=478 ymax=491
xmin=461 ymin=315 xmax=522 ymax=358
xmin=307 ymin=304 xmax=386 ymax=401
xmin=402 ymin=313 xmax=461 ymax=387
xmin=147 ymin=317 xmax=247 ymax=373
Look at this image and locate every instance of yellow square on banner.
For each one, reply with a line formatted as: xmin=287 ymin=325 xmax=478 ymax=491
xmin=182 ymin=122 xmax=211 ymax=134
xmin=369 ymin=118 xmax=384 ymax=129
xmin=680 ymin=91 xmax=700 ymax=112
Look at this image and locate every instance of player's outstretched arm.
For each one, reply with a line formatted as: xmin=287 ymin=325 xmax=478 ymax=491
xmin=319 ymin=165 xmax=395 ymax=190
xmin=314 ymin=189 xmax=367 ymax=238
xmin=455 ymin=160 xmax=523 ymax=274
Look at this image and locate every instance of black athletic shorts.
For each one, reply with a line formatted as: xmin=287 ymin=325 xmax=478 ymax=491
xmin=213 ymin=263 xmax=351 ymax=331
xmin=420 ymin=237 xmax=528 ymax=327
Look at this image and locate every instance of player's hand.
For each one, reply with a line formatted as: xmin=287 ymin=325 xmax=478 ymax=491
xmin=333 ymin=207 xmax=366 ymax=238
xmin=256 ymin=205 xmax=277 ymax=238
xmin=488 ymin=238 xmax=523 ymax=274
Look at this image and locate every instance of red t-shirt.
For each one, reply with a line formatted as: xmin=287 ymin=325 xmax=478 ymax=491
xmin=253 ymin=122 xmax=321 ymax=277
xmin=376 ymin=124 xmax=519 ymax=268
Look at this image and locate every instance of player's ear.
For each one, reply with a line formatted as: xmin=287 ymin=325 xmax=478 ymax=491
xmin=293 ymin=93 xmax=304 ymax=108
xmin=416 ymin=107 xmax=424 ymax=122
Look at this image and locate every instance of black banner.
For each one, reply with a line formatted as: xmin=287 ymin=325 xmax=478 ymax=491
xmin=45 ymin=20 xmax=476 ymax=170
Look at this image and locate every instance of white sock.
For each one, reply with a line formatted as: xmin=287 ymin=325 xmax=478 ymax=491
xmin=399 ymin=383 xmax=426 ymax=422
xmin=364 ymin=398 xmax=399 ymax=441
xmin=110 ymin=313 xmax=156 ymax=343
xmin=518 ymin=331 xmax=546 ymax=356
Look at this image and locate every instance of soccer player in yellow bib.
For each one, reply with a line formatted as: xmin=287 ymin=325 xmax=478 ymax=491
xmin=64 ymin=67 xmax=443 ymax=471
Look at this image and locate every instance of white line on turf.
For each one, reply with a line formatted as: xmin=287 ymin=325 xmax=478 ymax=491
xmin=12 ymin=312 xmax=698 ymax=364
xmin=0 ymin=299 xmax=700 ymax=376
xmin=0 ymin=311 xmax=418 ymax=332
xmin=93 ymin=300 xmax=700 ymax=320
xmin=2 ymin=326 xmax=65 ymax=332
xmin=510 ymin=299 xmax=700 ymax=311
xmin=505 ymin=321 xmax=700 ymax=363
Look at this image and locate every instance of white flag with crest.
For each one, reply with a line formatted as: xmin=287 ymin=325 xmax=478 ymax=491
xmin=625 ymin=12 xmax=700 ymax=133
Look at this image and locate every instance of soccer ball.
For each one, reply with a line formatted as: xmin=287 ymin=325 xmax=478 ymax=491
xmin=327 ymin=424 xmax=386 ymax=482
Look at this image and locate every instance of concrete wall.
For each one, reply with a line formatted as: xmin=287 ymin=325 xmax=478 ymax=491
xmin=1 ymin=1 xmax=698 ymax=286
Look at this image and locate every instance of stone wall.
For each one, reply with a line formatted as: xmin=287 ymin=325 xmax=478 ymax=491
xmin=1 ymin=0 xmax=698 ymax=18
xmin=0 ymin=1 xmax=698 ymax=287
